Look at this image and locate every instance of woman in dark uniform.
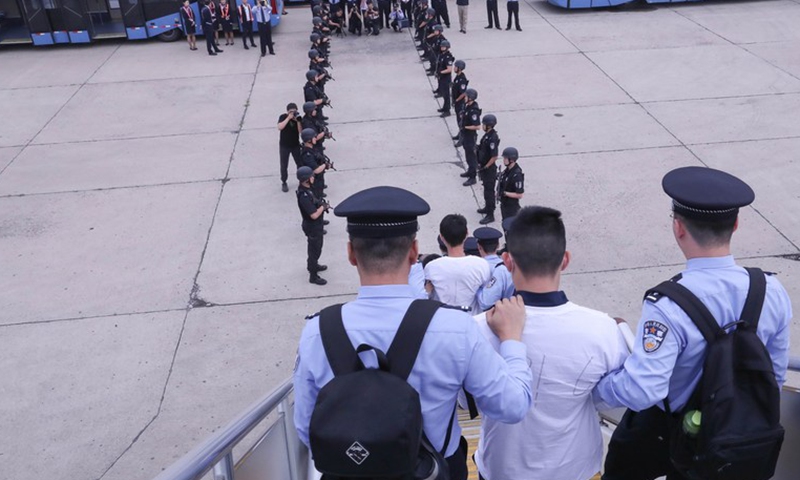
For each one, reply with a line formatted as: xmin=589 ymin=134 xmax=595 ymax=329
xmin=179 ymin=0 xmax=197 ymax=50
xmin=218 ymin=0 xmax=235 ymax=45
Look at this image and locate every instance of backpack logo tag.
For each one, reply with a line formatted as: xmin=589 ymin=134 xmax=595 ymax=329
xmin=346 ymin=441 xmax=369 ymax=465
xmin=642 ymin=320 xmax=668 ymax=353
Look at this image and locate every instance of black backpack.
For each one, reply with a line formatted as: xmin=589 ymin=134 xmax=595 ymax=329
xmin=309 ymin=299 xmax=454 ymax=480
xmin=646 ymin=267 xmax=784 ymax=480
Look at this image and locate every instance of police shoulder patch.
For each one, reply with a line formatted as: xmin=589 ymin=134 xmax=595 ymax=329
xmin=489 ymin=142 xmax=496 ymax=149
xmin=642 ymin=320 xmax=669 ymax=353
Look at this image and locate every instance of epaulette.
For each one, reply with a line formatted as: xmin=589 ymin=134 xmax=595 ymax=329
xmin=644 ymin=273 xmax=683 ymax=303
xmin=441 ymin=304 xmax=471 ymax=313
xmin=494 ymin=262 xmax=504 ymax=269
xmin=305 ymin=311 xmax=320 ymax=320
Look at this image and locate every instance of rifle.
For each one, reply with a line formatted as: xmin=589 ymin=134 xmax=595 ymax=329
xmin=324 ymin=155 xmax=337 ymax=171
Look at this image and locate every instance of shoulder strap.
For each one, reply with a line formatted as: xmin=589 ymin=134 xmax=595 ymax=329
xmin=319 ymin=304 xmax=362 ymax=376
xmin=740 ymin=267 xmax=767 ymax=331
xmin=647 ymin=280 xmax=721 ymax=344
xmin=387 ymin=299 xmax=443 ymax=381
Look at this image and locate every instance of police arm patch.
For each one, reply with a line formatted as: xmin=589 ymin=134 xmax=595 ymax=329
xmin=642 ymin=320 xmax=669 ymax=353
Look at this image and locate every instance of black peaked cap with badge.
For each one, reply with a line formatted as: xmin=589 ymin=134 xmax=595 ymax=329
xmin=334 ymin=186 xmax=431 ymax=238
xmin=662 ymin=167 xmax=754 ymax=222
xmin=473 ymin=226 xmax=502 ymax=243
xmin=464 ymin=237 xmax=479 ymax=256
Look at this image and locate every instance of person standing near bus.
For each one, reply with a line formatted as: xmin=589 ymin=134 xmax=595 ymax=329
xmin=179 ymin=0 xmax=197 ymax=51
xmin=208 ymin=0 xmax=220 ymax=45
xmin=201 ymin=0 xmax=223 ymax=55
xmin=238 ymin=0 xmax=257 ymax=49
xmin=218 ymin=0 xmax=235 ymax=45
xmin=254 ymin=0 xmax=275 ymax=56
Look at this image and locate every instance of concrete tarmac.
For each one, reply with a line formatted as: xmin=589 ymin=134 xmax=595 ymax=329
xmin=1 ymin=1 xmax=799 ymax=479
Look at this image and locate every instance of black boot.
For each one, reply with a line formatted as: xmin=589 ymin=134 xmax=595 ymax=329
xmin=309 ymin=274 xmax=327 ymax=285
xmin=479 ymin=213 xmax=495 ymax=225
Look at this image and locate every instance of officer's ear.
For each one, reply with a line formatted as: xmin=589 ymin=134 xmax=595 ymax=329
xmin=561 ymin=251 xmax=570 ymax=272
xmin=408 ymin=239 xmax=419 ymax=266
xmin=347 ymin=241 xmax=358 ymax=267
xmin=732 ymin=216 xmax=739 ymax=233
xmin=502 ymin=251 xmax=514 ymax=273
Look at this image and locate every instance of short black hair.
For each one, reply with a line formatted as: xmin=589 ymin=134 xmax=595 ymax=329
xmin=287 ymin=103 xmax=298 ymax=111
xmin=350 ymin=235 xmax=415 ymax=274
xmin=477 ymin=239 xmax=499 ymax=254
xmin=674 ymin=213 xmax=736 ymax=248
xmin=420 ymin=253 xmax=441 ymax=269
xmin=439 ymin=214 xmax=467 ymax=247
xmin=506 ymin=206 xmax=566 ymax=277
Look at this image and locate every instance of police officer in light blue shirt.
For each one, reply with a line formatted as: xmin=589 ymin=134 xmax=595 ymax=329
xmin=594 ymin=167 xmax=792 ymax=480
xmin=474 ymin=226 xmax=515 ymax=311
xmin=293 ymin=186 xmax=533 ymax=480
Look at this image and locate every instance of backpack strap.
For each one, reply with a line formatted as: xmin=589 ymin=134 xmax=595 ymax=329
xmin=387 ymin=299 xmax=443 ymax=381
xmin=646 ymin=280 xmax=721 ymax=344
xmin=319 ymin=304 xmax=362 ymax=376
xmin=740 ymin=267 xmax=767 ymax=331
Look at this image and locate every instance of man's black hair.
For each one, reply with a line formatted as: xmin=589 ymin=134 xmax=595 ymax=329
xmin=420 ymin=253 xmax=441 ymax=269
xmin=287 ymin=102 xmax=298 ymax=111
xmin=439 ymin=214 xmax=467 ymax=247
xmin=674 ymin=213 xmax=736 ymax=248
xmin=506 ymin=206 xmax=566 ymax=277
xmin=350 ymin=235 xmax=416 ymax=274
xmin=477 ymin=239 xmax=499 ymax=254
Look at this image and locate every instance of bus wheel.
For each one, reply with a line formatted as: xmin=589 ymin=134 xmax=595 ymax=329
xmin=158 ymin=29 xmax=182 ymax=42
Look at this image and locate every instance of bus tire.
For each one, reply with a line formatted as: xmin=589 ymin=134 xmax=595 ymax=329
xmin=158 ymin=28 xmax=182 ymax=42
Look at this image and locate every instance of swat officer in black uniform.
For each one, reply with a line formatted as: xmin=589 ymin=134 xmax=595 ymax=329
xmin=436 ymin=40 xmax=454 ymax=117
xmin=451 ymin=59 xmax=469 ymax=144
xmin=303 ymin=70 xmax=328 ymax=121
xmin=477 ymin=114 xmax=500 ymax=224
xmin=459 ymin=88 xmax=481 ymax=186
xmin=497 ymin=146 xmax=524 ymax=220
xmin=301 ymin=102 xmax=327 ymax=150
xmin=296 ymin=166 xmax=329 ymax=286
xmin=308 ymin=49 xmax=330 ymax=92
xmin=300 ymin=128 xmax=329 ymax=200
xmin=425 ymin=24 xmax=444 ymax=76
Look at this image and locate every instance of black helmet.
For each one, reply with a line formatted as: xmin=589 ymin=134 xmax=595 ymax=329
xmin=502 ymin=147 xmax=519 ymax=161
xmin=310 ymin=32 xmax=320 ymax=42
xmin=312 ymin=16 xmax=323 ymax=25
xmin=440 ymin=39 xmax=450 ymax=49
xmin=308 ymin=49 xmax=319 ymax=59
xmin=297 ymin=166 xmax=314 ymax=182
xmin=301 ymin=128 xmax=317 ymax=143
xmin=306 ymin=70 xmax=318 ymax=82
xmin=482 ymin=114 xmax=497 ymax=127
xmin=312 ymin=5 xmax=321 ymax=14
xmin=454 ymin=59 xmax=466 ymax=70
xmin=426 ymin=7 xmax=435 ymax=15
xmin=465 ymin=88 xmax=478 ymax=100
xmin=433 ymin=24 xmax=443 ymax=32
xmin=302 ymin=101 xmax=316 ymax=113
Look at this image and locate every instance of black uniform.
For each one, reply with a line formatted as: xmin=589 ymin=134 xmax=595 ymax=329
xmin=452 ymin=72 xmax=469 ymax=128
xmin=497 ymin=163 xmax=524 ymax=220
xmin=486 ymin=0 xmax=499 ymax=28
xmin=201 ymin=5 xmax=222 ymax=54
xmin=461 ymin=101 xmax=481 ymax=179
xmin=303 ymin=81 xmax=326 ymax=118
xmin=180 ymin=5 xmax=197 ymax=35
xmin=278 ymin=113 xmax=302 ymax=184
xmin=297 ymin=184 xmax=325 ymax=274
xmin=432 ymin=0 xmax=450 ymax=27
xmin=218 ymin=2 xmax=234 ymax=32
xmin=436 ymin=51 xmax=454 ymax=113
xmin=300 ymin=145 xmax=326 ymax=199
xmin=477 ymin=129 xmax=500 ymax=214
xmin=239 ymin=3 xmax=256 ymax=47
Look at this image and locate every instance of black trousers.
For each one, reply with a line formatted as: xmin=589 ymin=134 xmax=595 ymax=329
xmin=433 ymin=0 xmax=450 ymax=26
xmin=279 ymin=145 xmax=302 ymax=184
xmin=401 ymin=1 xmax=412 ymax=23
xmin=462 ymin=133 xmax=478 ymax=179
xmin=258 ymin=22 xmax=274 ymax=54
xmin=446 ymin=436 xmax=469 ymax=480
xmin=202 ymin=25 xmax=217 ymax=53
xmin=500 ymin=199 xmax=520 ymax=220
xmin=438 ymin=77 xmax=452 ymax=112
xmin=312 ymin=172 xmax=325 ymax=199
xmin=480 ymin=167 xmax=497 ymax=213
xmin=506 ymin=1 xmax=519 ymax=29
xmin=303 ymin=228 xmax=324 ymax=273
xmin=241 ymin=21 xmax=255 ymax=46
xmin=603 ymin=407 xmax=687 ymax=480
xmin=486 ymin=0 xmax=499 ymax=27
xmin=378 ymin=0 xmax=391 ymax=28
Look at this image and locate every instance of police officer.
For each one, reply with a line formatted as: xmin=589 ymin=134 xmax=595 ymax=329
xmin=473 ymin=226 xmax=514 ymax=311
xmin=477 ymin=114 xmax=500 ymax=224
xmin=301 ymin=102 xmax=326 ymax=150
xmin=425 ymin=25 xmax=444 ymax=77
xmin=303 ymin=70 xmax=328 ymax=121
xmin=451 ymin=59 xmax=469 ymax=144
xmin=459 ymin=88 xmax=481 ymax=186
xmin=496 ymin=146 xmax=523 ymax=220
xmin=594 ymin=166 xmax=792 ymax=480
xmin=435 ymin=40 xmax=454 ymax=117
xmin=296 ymin=166 xmax=329 ymax=286
xmin=299 ymin=127 xmax=328 ymax=200
xmin=310 ymin=32 xmax=329 ymax=58
xmin=293 ymin=186 xmax=534 ymax=479
xmin=308 ymin=49 xmax=330 ymax=92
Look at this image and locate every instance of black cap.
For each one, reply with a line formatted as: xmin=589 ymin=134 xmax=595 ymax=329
xmin=334 ymin=186 xmax=430 ymax=238
xmin=502 ymin=216 xmax=516 ymax=233
xmin=464 ymin=237 xmax=479 ymax=256
xmin=663 ymin=167 xmax=754 ymax=221
xmin=473 ymin=226 xmax=502 ymax=242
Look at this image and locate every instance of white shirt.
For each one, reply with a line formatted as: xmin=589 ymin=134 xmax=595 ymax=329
xmin=424 ymin=255 xmax=491 ymax=314
xmin=474 ymin=291 xmax=629 ymax=480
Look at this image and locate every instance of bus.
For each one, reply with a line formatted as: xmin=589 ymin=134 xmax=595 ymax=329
xmin=0 ymin=0 xmax=282 ymax=46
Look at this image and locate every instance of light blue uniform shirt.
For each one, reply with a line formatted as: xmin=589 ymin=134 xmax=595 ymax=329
xmin=595 ymin=256 xmax=792 ymax=412
xmin=294 ymin=284 xmax=533 ymax=456
xmin=408 ymin=262 xmax=428 ymax=299
xmin=476 ymin=254 xmax=515 ymax=312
